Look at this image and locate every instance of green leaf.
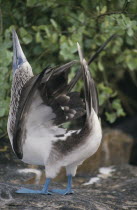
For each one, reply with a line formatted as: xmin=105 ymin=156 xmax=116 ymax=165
xmin=50 ymin=19 xmax=58 ymax=29
xmin=112 ymin=99 xmax=126 ymax=117
xmin=27 ymin=0 xmax=38 ymax=7
xmin=105 ymin=112 xmax=117 ymax=123
xmin=19 ymin=28 xmax=33 ymax=44
xmin=127 ymin=28 xmax=134 ymax=37
xmin=98 ymin=60 xmax=104 ymax=71
xmin=100 ymin=6 xmax=107 ymax=14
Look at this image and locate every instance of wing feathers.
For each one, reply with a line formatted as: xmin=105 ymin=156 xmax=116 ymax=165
xmin=12 ymin=67 xmax=52 ymax=158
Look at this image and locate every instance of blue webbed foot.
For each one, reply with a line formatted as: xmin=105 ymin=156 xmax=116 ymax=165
xmin=51 ymin=174 xmax=74 ymax=195
xmin=16 ymin=178 xmax=52 ymax=195
xmin=50 ymin=188 xmax=74 ymax=195
xmin=16 ymin=188 xmax=52 ymax=195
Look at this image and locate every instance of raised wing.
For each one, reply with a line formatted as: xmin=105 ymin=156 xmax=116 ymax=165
xmin=12 ymin=61 xmax=85 ymax=159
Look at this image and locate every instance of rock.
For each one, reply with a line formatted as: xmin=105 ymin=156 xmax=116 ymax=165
xmin=100 ymin=129 xmax=133 ymax=166
xmin=0 ymin=138 xmax=21 ymax=166
xmin=114 ymin=114 xmax=137 ymax=165
xmin=0 ymin=164 xmax=137 ymax=209
xmin=73 ymin=129 xmax=133 ymax=176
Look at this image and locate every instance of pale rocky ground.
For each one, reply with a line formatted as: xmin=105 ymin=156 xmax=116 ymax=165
xmin=0 ymin=164 xmax=137 ymax=210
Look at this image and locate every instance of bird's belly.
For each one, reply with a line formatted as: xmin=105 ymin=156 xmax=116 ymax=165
xmin=22 ymin=127 xmax=52 ymax=165
xmin=21 ymin=95 xmax=66 ymax=165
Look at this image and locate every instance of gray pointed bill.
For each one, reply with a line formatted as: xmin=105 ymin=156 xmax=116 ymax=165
xmin=12 ymin=30 xmax=27 ymax=72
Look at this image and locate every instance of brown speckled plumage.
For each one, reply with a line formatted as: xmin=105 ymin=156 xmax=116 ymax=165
xmin=7 ymin=64 xmax=33 ymax=139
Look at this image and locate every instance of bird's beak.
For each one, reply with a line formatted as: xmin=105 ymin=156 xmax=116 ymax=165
xmin=12 ymin=30 xmax=27 ymax=72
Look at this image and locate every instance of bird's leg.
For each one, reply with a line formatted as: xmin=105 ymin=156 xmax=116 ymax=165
xmin=16 ymin=178 xmax=52 ymax=194
xmin=41 ymin=178 xmax=52 ymax=194
xmin=50 ymin=174 xmax=74 ymax=195
xmin=65 ymin=174 xmax=74 ymax=194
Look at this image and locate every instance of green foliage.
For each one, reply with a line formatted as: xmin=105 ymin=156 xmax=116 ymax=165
xmin=0 ymin=0 xmax=137 ymax=136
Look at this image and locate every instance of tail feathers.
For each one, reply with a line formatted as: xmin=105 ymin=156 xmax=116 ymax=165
xmin=82 ymin=58 xmax=92 ymax=117
xmin=77 ymin=42 xmax=83 ymax=63
xmin=77 ymin=43 xmax=98 ymax=118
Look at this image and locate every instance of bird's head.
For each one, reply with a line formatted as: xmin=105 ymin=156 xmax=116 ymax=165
xmin=12 ymin=30 xmax=33 ymax=76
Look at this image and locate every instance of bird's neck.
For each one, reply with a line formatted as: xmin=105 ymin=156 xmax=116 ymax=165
xmin=7 ymin=67 xmax=33 ymax=140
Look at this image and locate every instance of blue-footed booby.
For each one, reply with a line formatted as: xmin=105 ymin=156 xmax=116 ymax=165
xmin=7 ymin=30 xmax=115 ymax=195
